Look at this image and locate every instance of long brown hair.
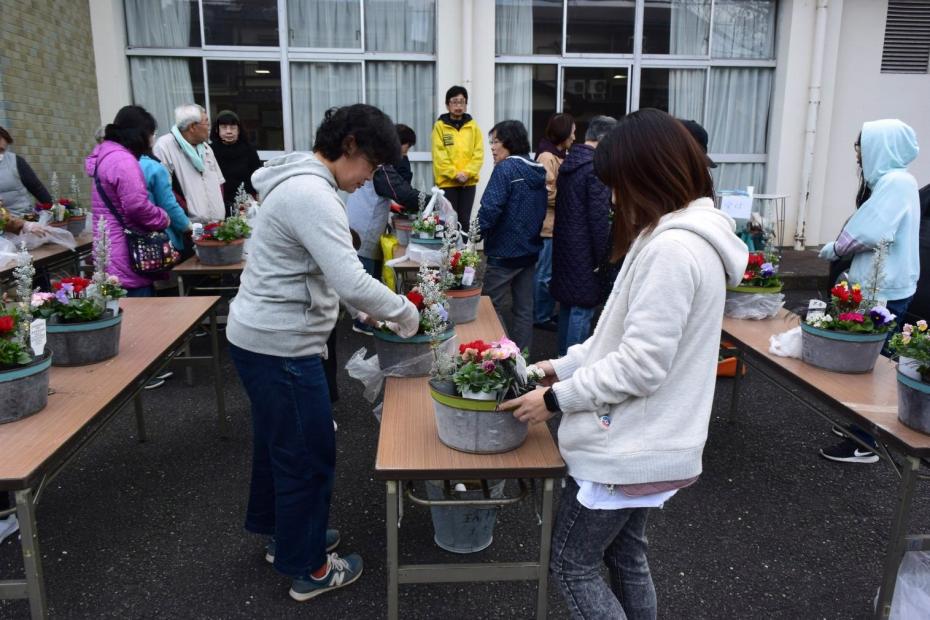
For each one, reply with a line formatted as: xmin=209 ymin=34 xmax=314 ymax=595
xmin=594 ymin=108 xmax=715 ymax=261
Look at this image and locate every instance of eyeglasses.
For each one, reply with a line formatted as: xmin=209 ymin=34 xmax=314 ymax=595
xmin=448 ymin=98 xmax=467 ymax=105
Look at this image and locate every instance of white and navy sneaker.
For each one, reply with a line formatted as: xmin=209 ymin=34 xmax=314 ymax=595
xmin=289 ymin=552 xmax=363 ymax=602
xmin=820 ymin=439 xmax=879 ymax=464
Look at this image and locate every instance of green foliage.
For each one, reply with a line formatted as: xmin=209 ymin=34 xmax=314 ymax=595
xmin=204 ymin=216 xmax=252 ymax=242
xmin=0 ymin=339 xmax=32 ymax=367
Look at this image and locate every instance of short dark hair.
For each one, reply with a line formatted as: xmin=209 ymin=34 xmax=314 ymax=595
xmin=543 ymin=113 xmax=574 ymax=145
xmin=312 ymin=104 xmax=401 ymax=167
xmin=594 ymin=108 xmax=714 ymax=260
xmin=210 ymin=109 xmax=248 ymax=144
xmin=445 ymin=86 xmax=468 ymax=104
xmin=396 ymin=124 xmax=416 ymax=148
xmin=0 ymin=126 xmax=13 ymax=144
xmin=490 ymin=120 xmax=531 ymax=157
xmin=104 ymin=105 xmax=157 ymax=160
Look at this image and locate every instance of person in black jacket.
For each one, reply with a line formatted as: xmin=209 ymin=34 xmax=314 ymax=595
xmin=0 ymin=126 xmax=53 ymax=217
xmin=550 ymin=115 xmax=617 ymax=355
xmin=210 ymin=110 xmax=262 ymax=214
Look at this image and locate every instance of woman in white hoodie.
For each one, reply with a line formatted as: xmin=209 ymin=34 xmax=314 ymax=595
xmin=501 ymin=109 xmax=747 ymax=619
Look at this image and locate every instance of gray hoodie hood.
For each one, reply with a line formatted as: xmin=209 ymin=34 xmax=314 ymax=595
xmin=251 ymin=152 xmax=336 ymax=200
xmin=631 ymin=198 xmax=748 ymax=288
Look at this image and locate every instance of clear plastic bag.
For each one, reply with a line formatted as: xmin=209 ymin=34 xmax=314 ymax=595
xmin=0 ymin=236 xmax=18 ymax=262
xmin=5 ymin=211 xmax=77 ymax=251
xmin=769 ymin=326 xmax=802 ymax=359
xmin=724 ymin=292 xmax=784 ymax=320
xmin=345 ymin=337 xmax=457 ymax=402
xmin=882 ymin=551 xmax=930 ymax=619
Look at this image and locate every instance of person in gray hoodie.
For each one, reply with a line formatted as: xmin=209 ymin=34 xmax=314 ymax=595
xmin=501 ymin=110 xmax=747 ymax=619
xmin=478 ymin=120 xmax=548 ymax=352
xmin=226 ymin=104 xmax=420 ymax=603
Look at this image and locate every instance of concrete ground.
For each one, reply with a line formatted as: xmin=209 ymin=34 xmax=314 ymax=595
xmin=2 ymin=308 xmax=928 ymax=620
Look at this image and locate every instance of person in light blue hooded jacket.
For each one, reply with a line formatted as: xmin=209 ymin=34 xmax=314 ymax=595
xmin=819 ymin=119 xmax=920 ymax=464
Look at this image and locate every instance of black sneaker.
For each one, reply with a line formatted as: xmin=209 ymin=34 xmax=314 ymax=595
xmin=831 ymin=425 xmax=846 ymax=438
xmin=154 ymin=370 xmax=174 ymax=381
xmin=820 ymin=439 xmax=879 ymax=464
xmin=143 ymin=378 xmax=166 ymax=390
xmin=534 ymin=319 xmax=558 ymax=332
xmin=351 ymin=320 xmax=374 ymax=336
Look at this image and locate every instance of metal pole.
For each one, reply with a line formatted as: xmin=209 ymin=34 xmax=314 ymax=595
xmin=874 ymin=456 xmax=920 ymax=619
xmin=15 ymin=488 xmax=47 ymax=620
xmin=387 ymin=481 xmax=400 ymax=620
xmin=178 ymin=275 xmax=195 ymax=387
xmin=210 ymin=308 xmax=229 ymax=438
xmin=133 ymin=394 xmax=147 ymax=443
xmin=536 ymin=478 xmax=555 ymax=620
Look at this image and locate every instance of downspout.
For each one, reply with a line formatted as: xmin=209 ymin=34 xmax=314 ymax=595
xmin=793 ymin=0 xmax=830 ymax=250
xmin=462 ymin=0 xmax=473 ymax=91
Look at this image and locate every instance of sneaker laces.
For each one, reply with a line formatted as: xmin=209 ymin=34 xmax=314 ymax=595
xmin=328 ymin=553 xmax=351 ymax=572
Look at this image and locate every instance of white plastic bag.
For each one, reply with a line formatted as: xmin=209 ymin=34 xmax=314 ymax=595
xmin=724 ymin=292 xmax=785 ymax=320
xmin=345 ymin=347 xmax=386 ymax=403
xmin=769 ymin=326 xmax=802 ymax=359
xmin=884 ymin=551 xmax=930 ymax=619
xmin=5 ymin=211 xmax=77 ymax=251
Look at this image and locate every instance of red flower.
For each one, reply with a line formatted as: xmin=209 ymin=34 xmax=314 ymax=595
xmin=35 ymin=202 xmax=53 ymax=211
xmin=60 ymin=276 xmax=92 ymax=294
xmin=838 ymin=312 xmax=864 ymax=323
xmin=204 ymin=222 xmax=220 ymax=230
xmin=831 ymin=283 xmax=850 ymax=303
xmin=851 ymin=288 xmax=863 ymax=304
xmin=459 ymin=340 xmax=491 ymax=356
xmin=747 ymin=253 xmax=765 ymax=268
xmin=0 ymin=315 xmax=14 ymax=334
xmin=743 ymin=270 xmax=754 ymax=282
xmin=406 ymin=289 xmax=425 ymax=310
xmin=450 ymin=252 xmax=461 ymax=270
xmin=58 ymin=198 xmax=73 ymax=207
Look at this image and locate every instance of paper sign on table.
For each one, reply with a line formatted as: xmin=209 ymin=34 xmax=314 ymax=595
xmin=720 ymin=194 xmax=753 ymax=220
xmin=806 ymin=299 xmax=827 ymax=322
xmin=30 ymin=318 xmax=47 ymax=356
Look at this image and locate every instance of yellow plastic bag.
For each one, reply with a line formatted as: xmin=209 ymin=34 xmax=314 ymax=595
xmin=379 ymin=233 xmax=399 ymax=290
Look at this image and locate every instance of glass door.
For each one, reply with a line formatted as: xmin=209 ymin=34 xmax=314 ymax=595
xmin=561 ymin=66 xmax=630 ymax=139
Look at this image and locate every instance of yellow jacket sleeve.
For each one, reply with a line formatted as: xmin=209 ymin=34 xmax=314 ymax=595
xmin=431 ymin=121 xmax=456 ymax=187
xmin=463 ymin=122 xmax=484 ymax=184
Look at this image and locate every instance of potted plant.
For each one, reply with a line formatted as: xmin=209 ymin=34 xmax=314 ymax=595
xmin=390 ymin=195 xmax=422 ymax=246
xmin=32 ymin=219 xmax=126 ymax=366
xmin=194 ymin=215 xmax=251 ymax=265
xmin=428 ymin=336 xmax=545 ymax=454
xmin=442 ymin=217 xmax=482 ymax=324
xmin=0 ymin=246 xmax=51 ymax=424
xmin=411 ymin=212 xmax=441 ymax=241
xmin=724 ymin=251 xmax=784 ymax=319
xmin=889 ymin=321 xmax=930 ymax=434
xmin=801 ymin=280 xmax=895 ymax=373
xmin=372 ymin=264 xmax=454 ymax=377
xmin=59 ymin=199 xmax=86 ymax=236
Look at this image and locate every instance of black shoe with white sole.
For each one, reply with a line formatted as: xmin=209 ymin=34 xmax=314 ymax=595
xmin=154 ymin=370 xmax=173 ymax=381
xmin=831 ymin=425 xmax=847 ymax=438
xmin=143 ymin=378 xmax=166 ymax=390
xmin=820 ymin=439 xmax=879 ymax=464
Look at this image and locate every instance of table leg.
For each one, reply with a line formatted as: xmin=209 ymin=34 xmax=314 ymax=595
xmin=728 ymin=349 xmax=744 ymax=423
xmin=386 ymin=480 xmax=399 ymax=620
xmin=179 ymin=275 xmax=195 ymax=386
xmin=15 ymin=488 xmax=47 ymax=620
xmin=874 ymin=456 xmax=920 ymax=619
xmin=536 ymin=478 xmax=554 ymax=620
xmin=134 ymin=394 xmax=147 ymax=443
xmin=210 ymin=308 xmax=229 ymax=438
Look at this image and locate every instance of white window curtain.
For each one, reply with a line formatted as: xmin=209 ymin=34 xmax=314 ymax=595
xmin=129 ymin=58 xmax=196 ymax=136
xmin=711 ymin=0 xmax=776 ymax=59
xmin=125 ymin=0 xmax=195 ymax=47
xmin=495 ymin=65 xmax=533 ymax=131
xmin=287 ymin=0 xmax=361 ymax=48
xmin=290 ymin=63 xmax=363 ymax=150
xmin=365 ymin=0 xmax=435 ymax=53
xmin=365 ymin=62 xmax=435 ymax=149
xmin=667 ymin=0 xmax=710 ymax=55
xmin=496 ymin=0 xmax=534 ymax=55
xmin=713 ymin=164 xmax=766 ymax=193
xmin=667 ymin=69 xmax=705 ymax=121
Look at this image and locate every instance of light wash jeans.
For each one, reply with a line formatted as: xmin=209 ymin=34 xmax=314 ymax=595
xmin=558 ymin=305 xmax=596 ymax=356
xmin=550 ymin=478 xmax=657 ymax=620
xmin=534 ymin=238 xmax=555 ymax=323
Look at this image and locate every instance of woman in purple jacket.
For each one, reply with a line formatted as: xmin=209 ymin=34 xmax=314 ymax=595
xmin=85 ymin=106 xmax=169 ymax=297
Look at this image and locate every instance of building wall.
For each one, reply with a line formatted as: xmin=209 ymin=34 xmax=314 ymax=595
xmin=0 ymin=0 xmax=101 ymax=206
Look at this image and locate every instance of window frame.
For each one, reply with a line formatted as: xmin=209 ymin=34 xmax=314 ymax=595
xmin=123 ymin=0 xmax=437 ymax=159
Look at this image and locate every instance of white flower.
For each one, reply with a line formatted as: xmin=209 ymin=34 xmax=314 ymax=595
xmin=527 ymin=364 xmax=546 ymax=382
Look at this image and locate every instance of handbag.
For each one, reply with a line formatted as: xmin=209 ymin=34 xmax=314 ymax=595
xmin=93 ymin=171 xmax=179 ymax=275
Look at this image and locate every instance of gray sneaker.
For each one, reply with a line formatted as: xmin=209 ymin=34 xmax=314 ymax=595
xmin=265 ymin=529 xmax=340 ymax=563
xmin=289 ymin=552 xmax=363 ymax=602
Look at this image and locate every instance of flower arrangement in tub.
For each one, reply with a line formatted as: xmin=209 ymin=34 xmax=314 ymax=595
xmin=0 ymin=245 xmax=39 ymax=368
xmin=30 ymin=218 xmax=126 ymax=323
xmin=730 ymin=250 xmax=781 ymax=291
xmin=804 ymin=280 xmax=895 ymax=334
xmin=444 ymin=337 xmax=546 ymax=401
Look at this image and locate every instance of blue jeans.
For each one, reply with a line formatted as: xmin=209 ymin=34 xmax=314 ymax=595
xmin=229 ymin=344 xmax=335 ymax=578
xmin=534 ymin=238 xmax=555 ymax=323
xmin=551 ymin=478 xmax=657 ymax=620
xmin=558 ymin=305 xmax=596 ymax=356
xmin=125 ymin=285 xmax=155 ymax=297
xmin=848 ymin=295 xmax=913 ymax=447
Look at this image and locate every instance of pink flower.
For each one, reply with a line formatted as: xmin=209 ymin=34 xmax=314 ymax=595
xmin=31 ymin=292 xmax=55 ymax=307
xmin=481 ymin=360 xmax=497 ymax=374
xmin=838 ymin=312 xmax=864 ymax=323
xmin=491 ymin=336 xmax=521 ymax=360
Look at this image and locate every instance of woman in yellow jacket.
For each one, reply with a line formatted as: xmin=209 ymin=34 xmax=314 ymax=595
xmin=431 ymin=85 xmax=484 ymax=231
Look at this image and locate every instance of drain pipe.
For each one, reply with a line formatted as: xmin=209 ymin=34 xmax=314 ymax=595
xmin=793 ymin=0 xmax=830 ymax=250
xmin=462 ymin=0 xmax=473 ymax=91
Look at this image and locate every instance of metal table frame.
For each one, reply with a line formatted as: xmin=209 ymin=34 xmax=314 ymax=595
xmin=0 ymin=306 xmax=227 ymax=620
xmin=384 ymin=477 xmax=556 ymax=620
xmin=725 ymin=341 xmax=930 ymax=620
